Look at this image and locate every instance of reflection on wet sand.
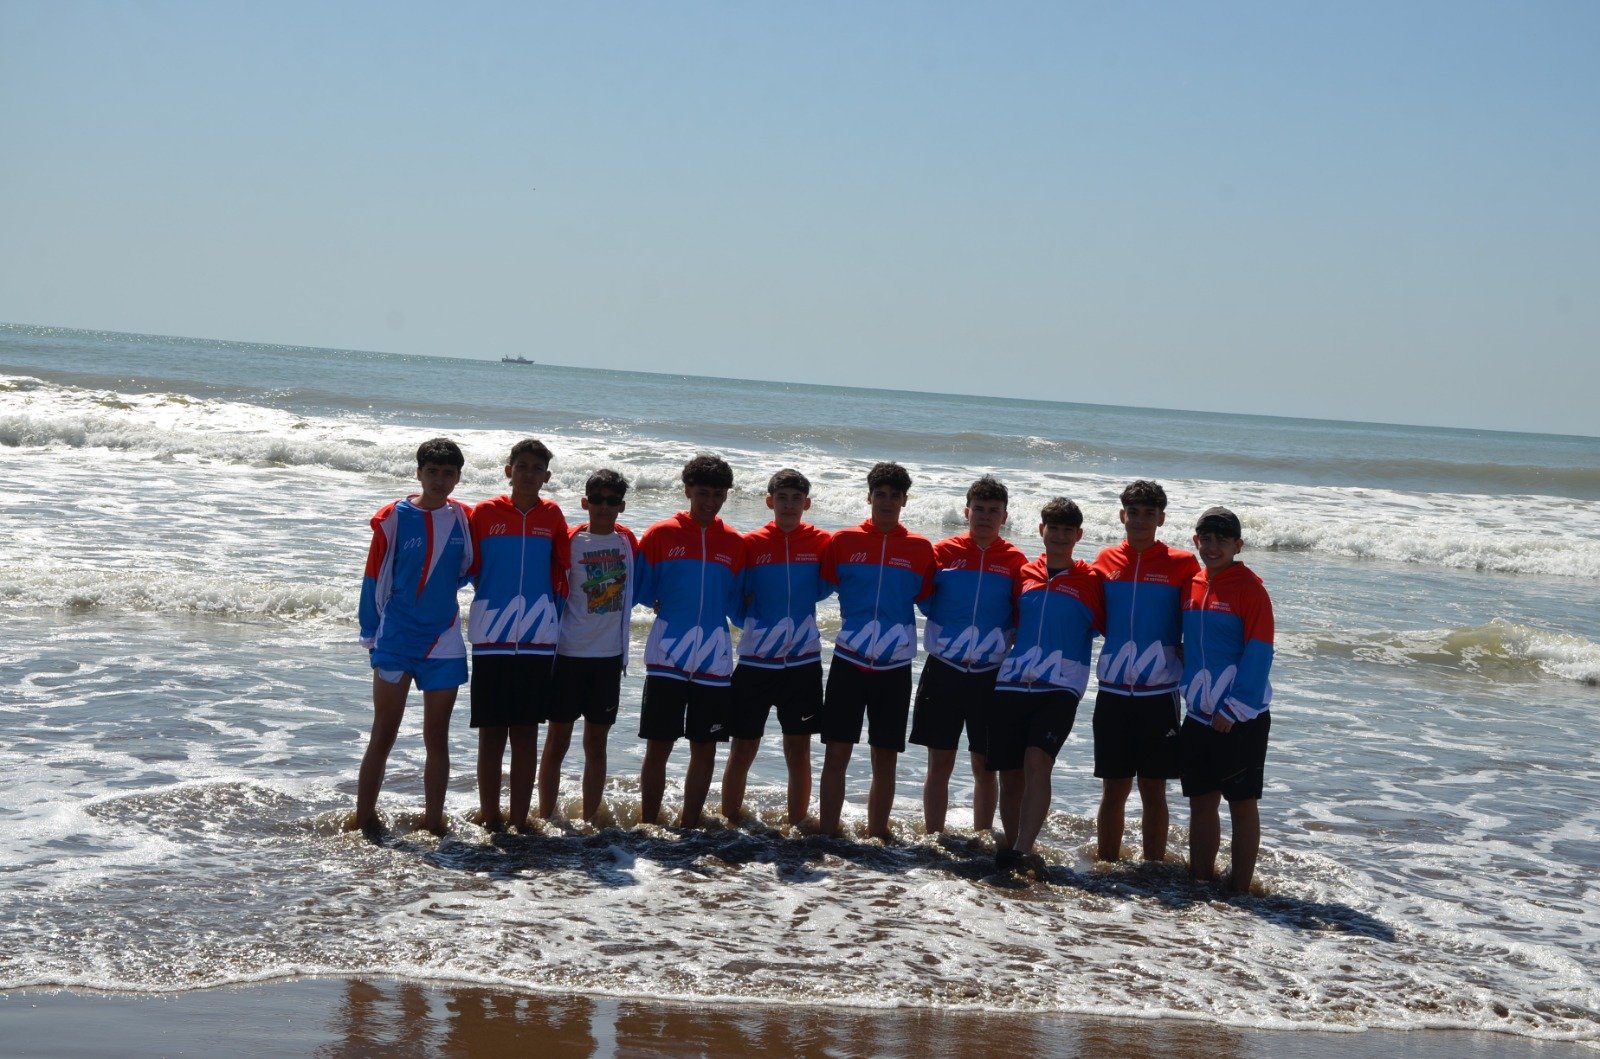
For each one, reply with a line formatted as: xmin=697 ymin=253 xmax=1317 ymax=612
xmin=5 ymin=979 xmax=1593 ymax=1057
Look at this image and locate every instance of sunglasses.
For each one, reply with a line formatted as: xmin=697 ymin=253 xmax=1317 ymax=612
xmin=587 ymin=494 xmax=625 ymax=506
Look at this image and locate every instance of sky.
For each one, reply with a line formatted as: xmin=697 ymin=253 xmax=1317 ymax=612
xmin=2 ymin=2 xmax=1596 ymax=436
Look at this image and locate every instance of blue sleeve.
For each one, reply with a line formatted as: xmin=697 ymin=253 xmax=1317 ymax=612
xmin=633 ymin=550 xmax=653 ymax=611
xmin=358 ymin=575 xmax=381 ymax=648
xmin=1221 ymin=639 xmax=1274 ymax=720
xmin=726 ymin=567 xmax=744 ymax=624
xmin=730 ymin=564 xmax=753 ymax=625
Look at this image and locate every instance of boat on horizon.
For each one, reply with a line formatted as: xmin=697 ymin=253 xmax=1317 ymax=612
xmin=500 ymin=355 xmax=535 ymax=365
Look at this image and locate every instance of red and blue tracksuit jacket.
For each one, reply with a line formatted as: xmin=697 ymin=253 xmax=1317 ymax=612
xmin=919 ymin=534 xmax=1027 ymax=673
xmin=736 ymin=522 xmax=834 ymax=670
xmin=637 ymin=512 xmax=744 ymax=685
xmin=1092 ymin=540 xmax=1201 ymax=696
xmin=821 ymin=521 xmax=936 ymax=671
xmin=995 ymin=556 xmax=1105 ymax=696
xmin=358 ymin=497 xmax=474 ymax=661
xmin=467 ymin=495 xmax=570 ymax=657
xmin=1181 ymin=561 xmax=1275 ymax=723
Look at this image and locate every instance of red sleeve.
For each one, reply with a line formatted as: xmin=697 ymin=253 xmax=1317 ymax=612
xmin=465 ymin=502 xmax=489 ymax=580
xmin=1242 ymin=580 xmax=1275 ymax=645
xmin=1087 ymin=568 xmax=1107 ymax=635
xmin=548 ymin=502 xmax=571 ymax=598
xmin=914 ymin=540 xmax=936 ymax=603
xmin=363 ymin=503 xmax=395 ymax=578
xmin=820 ymin=532 xmax=841 ymax=585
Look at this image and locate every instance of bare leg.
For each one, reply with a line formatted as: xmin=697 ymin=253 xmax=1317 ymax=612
xmin=970 ymin=750 xmax=997 ymax=832
xmin=867 ymin=746 xmax=898 ymax=840
xmin=1013 ymin=747 xmax=1054 ymax=854
xmin=1137 ymin=776 xmax=1170 ymax=861
xmin=639 ymin=738 xmax=674 ymax=826
xmin=1188 ymin=791 xmax=1223 ymax=883
xmin=819 ymin=741 xmax=853 ymax=836
xmin=997 ymin=768 xmax=1023 ymax=850
xmin=420 ymin=688 xmax=457 ymax=835
xmin=720 ymin=736 xmax=761 ymax=823
xmin=681 ymin=739 xmax=718 ymax=827
xmin=1097 ymin=776 xmax=1133 ymax=861
xmin=539 ymin=721 xmax=575 ymax=819
xmin=476 ymin=726 xmax=508 ymax=829
xmin=922 ymin=747 xmax=956 ymax=834
xmin=581 ymin=721 xmax=611 ymax=823
xmin=354 ymin=671 xmax=410 ymax=830
xmin=782 ymin=734 xmax=813 ymax=829
xmin=1227 ymin=798 xmax=1260 ymax=893
xmin=507 ymin=725 xmax=537 ymax=830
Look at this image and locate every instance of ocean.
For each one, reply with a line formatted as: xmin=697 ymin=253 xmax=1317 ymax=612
xmin=2 ymin=323 xmax=1598 ymax=1049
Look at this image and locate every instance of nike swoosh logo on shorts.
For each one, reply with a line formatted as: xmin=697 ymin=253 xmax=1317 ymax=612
xmin=801 ymin=713 xmax=816 ymax=722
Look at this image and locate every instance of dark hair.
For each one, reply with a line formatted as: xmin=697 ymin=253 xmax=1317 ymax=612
xmin=966 ymin=475 xmax=1008 ymax=507
xmin=866 ymin=461 xmax=912 ymax=493
xmin=682 ymin=454 xmax=734 ymax=489
xmin=767 ymin=468 xmax=811 ymax=495
xmin=1040 ymin=497 xmax=1083 ymax=528
xmin=508 ymin=438 xmax=553 ymax=466
xmin=416 ymin=437 xmax=464 ymax=469
xmin=1120 ymin=479 xmax=1167 ymax=511
xmin=585 ymin=468 xmax=629 ymax=499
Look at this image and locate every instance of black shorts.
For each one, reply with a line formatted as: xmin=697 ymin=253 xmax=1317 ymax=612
xmin=1180 ymin=712 xmax=1271 ymax=802
xmin=1092 ymin=689 xmax=1183 ymax=780
xmin=819 ymin=661 xmax=913 ymax=752
xmin=469 ymin=653 xmax=555 ymax=728
xmin=908 ymin=657 xmax=998 ymax=755
xmin=985 ymin=689 xmax=1079 ymax=772
xmin=639 ymin=675 xmax=732 ymax=744
xmin=729 ymin=662 xmax=824 ymax=740
xmin=548 ymin=654 xmax=623 ymax=726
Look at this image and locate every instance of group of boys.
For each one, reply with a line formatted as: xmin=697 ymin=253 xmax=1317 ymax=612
xmin=354 ymin=438 xmax=1274 ymax=892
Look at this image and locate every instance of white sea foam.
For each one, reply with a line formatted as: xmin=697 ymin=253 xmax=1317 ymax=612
xmin=9 ymin=374 xmax=1600 ymax=582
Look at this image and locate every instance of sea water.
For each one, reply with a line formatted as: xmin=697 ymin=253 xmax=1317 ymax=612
xmin=2 ymin=324 xmax=1598 ymax=1045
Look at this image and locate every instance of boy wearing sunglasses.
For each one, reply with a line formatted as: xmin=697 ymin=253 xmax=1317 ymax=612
xmin=541 ymin=468 xmax=639 ymax=824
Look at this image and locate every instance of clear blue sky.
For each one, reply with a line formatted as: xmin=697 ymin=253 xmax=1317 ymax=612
xmin=3 ymin=2 xmax=1596 ymax=435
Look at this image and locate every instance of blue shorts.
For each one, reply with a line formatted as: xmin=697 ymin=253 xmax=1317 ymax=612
xmin=371 ymin=649 xmax=468 ymax=692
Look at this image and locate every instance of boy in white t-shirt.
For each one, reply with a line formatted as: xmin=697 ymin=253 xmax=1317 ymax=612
xmin=539 ymin=469 xmax=640 ymax=823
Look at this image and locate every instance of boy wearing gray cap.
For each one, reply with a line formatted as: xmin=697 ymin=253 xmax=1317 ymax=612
xmin=1180 ymin=506 xmax=1275 ymax=893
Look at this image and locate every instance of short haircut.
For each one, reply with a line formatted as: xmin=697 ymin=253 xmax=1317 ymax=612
xmin=585 ymin=468 xmax=629 ymax=499
xmin=417 ymin=437 xmax=464 ymax=469
xmin=867 ymin=461 xmax=912 ymax=493
xmin=682 ymin=454 xmax=734 ymax=489
xmin=1040 ymin=497 xmax=1083 ymax=528
xmin=508 ymin=438 xmax=553 ymax=466
xmin=768 ymin=468 xmax=811 ymax=495
xmin=966 ymin=475 xmax=1008 ymax=507
xmin=1120 ymin=479 xmax=1168 ymax=510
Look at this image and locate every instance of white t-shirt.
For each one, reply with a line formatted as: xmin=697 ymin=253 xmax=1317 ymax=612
xmin=559 ymin=528 xmax=635 ymax=658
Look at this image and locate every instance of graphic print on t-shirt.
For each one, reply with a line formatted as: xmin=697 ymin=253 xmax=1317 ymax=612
xmin=580 ymin=547 xmax=628 ymax=614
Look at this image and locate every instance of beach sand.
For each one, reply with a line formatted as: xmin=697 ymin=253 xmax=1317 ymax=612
xmin=2 ymin=978 xmax=1592 ymax=1058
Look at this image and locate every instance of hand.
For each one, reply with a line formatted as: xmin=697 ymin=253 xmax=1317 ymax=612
xmin=1210 ymin=712 xmax=1234 ymax=733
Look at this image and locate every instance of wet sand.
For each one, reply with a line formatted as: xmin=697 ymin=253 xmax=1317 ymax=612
xmin=2 ymin=978 xmax=1593 ymax=1058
